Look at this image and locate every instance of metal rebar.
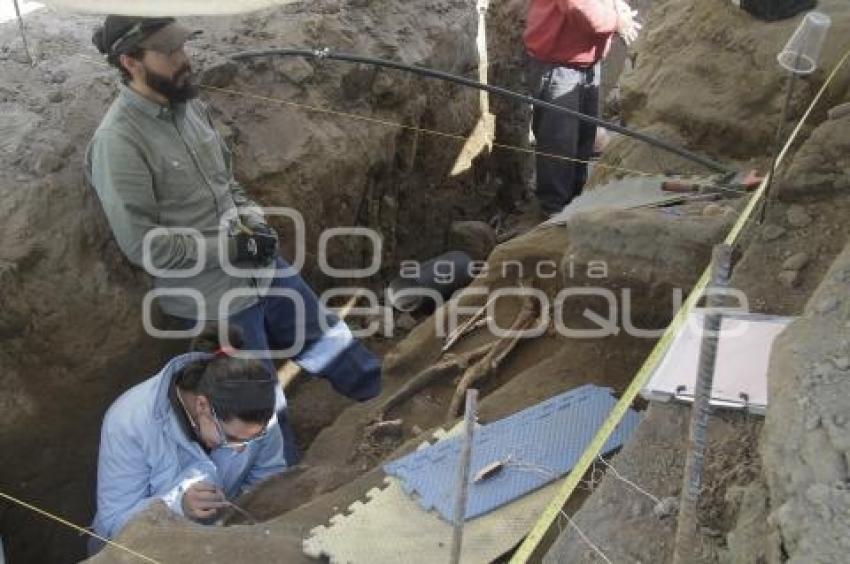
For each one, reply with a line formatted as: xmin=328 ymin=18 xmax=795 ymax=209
xmin=672 ymin=244 xmax=733 ymax=564
xmin=760 ymin=51 xmax=802 ymax=223
xmin=450 ymin=389 xmax=478 ymax=564
xmin=230 ymin=48 xmax=732 ymax=174
xmin=12 ymin=0 xmax=34 ymax=66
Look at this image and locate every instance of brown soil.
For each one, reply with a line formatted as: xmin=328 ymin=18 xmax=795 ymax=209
xmin=82 ymin=190 xmax=737 ymax=563
xmin=3 ymin=0 xmax=850 ymax=562
xmin=0 ymin=1 xmax=492 ymax=562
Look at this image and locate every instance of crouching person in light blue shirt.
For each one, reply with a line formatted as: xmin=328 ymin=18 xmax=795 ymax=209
xmin=90 ymin=326 xmax=285 ymax=553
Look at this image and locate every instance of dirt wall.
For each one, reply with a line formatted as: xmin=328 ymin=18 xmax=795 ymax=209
xmin=760 ymin=242 xmax=850 ymax=563
xmin=0 ymin=1 xmax=488 ymax=561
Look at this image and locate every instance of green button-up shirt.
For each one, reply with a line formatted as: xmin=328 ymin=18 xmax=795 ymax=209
xmin=86 ymin=85 xmax=271 ymax=320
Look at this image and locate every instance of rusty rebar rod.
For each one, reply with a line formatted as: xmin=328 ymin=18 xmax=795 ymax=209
xmin=672 ymin=244 xmax=733 ymax=563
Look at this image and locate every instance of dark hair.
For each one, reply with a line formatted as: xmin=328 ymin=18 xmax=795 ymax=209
xmin=93 ymin=16 xmax=176 ymax=85
xmin=115 ymin=47 xmax=145 ymax=85
xmin=177 ymin=325 xmax=275 ymax=424
xmin=92 ymin=25 xmax=146 ymax=84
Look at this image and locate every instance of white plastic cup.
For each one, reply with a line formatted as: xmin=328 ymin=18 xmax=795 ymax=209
xmin=777 ymin=11 xmax=832 ymax=75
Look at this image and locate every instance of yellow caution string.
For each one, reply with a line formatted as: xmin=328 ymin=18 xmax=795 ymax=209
xmin=201 ymin=84 xmax=655 ymax=177
xmin=0 ymin=490 xmax=163 ymax=564
xmin=79 ymin=53 xmax=740 ymax=192
xmin=509 ymin=43 xmax=850 ymax=564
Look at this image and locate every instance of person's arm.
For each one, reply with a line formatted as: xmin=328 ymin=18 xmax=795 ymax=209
xmin=239 ymin=423 xmax=286 ymax=493
xmin=88 ymin=129 xmax=224 ymax=272
xmin=94 ymin=416 xmax=213 ymax=539
xmin=557 ymin=0 xmax=620 ymax=34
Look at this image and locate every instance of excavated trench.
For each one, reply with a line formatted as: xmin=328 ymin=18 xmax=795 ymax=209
xmin=3 ymin=1 xmax=850 ymax=563
xmin=0 ymin=1 xmax=506 ymax=562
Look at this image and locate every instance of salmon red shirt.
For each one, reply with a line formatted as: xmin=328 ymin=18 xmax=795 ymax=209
xmin=524 ymin=0 xmax=620 ymax=67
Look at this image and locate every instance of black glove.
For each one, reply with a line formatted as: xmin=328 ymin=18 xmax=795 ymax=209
xmin=251 ymin=223 xmax=279 ymax=266
xmin=231 ymin=231 xmax=261 ymax=266
xmin=229 ymin=224 xmax=278 ymax=267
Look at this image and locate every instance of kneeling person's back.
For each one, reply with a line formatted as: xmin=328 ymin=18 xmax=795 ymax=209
xmin=92 ymin=327 xmax=285 ymax=546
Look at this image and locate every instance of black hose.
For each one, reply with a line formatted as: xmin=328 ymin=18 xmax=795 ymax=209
xmin=230 ymin=47 xmax=731 ymax=174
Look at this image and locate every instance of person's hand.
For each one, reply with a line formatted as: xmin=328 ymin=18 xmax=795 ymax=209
xmin=615 ymin=0 xmax=641 ymax=46
xmin=251 ymin=223 xmax=279 ymax=266
xmin=231 ymin=230 xmax=260 ymax=265
xmin=238 ymin=215 xmax=278 ymax=265
xmin=181 ymin=481 xmax=227 ymax=520
xmin=229 ymin=222 xmax=278 ymax=266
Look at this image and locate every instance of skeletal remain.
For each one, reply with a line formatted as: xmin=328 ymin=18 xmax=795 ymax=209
xmin=446 ymin=296 xmax=538 ymax=420
xmin=374 ymin=342 xmax=494 ymax=421
xmin=442 ymin=294 xmax=498 ymax=353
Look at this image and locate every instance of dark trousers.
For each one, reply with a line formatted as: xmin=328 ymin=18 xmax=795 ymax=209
xmin=527 ymin=56 xmax=600 ymax=213
xmin=176 ymin=257 xmax=382 ymax=464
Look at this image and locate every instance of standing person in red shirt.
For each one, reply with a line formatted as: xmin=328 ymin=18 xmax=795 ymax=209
xmin=524 ymin=0 xmax=641 ymax=216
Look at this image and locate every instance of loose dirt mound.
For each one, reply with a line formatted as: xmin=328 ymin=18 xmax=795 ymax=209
xmin=593 ymin=0 xmax=850 ymax=185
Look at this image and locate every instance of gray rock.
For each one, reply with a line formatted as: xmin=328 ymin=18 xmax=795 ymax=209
xmin=274 ymin=58 xmax=314 ymax=85
xmin=702 ymin=203 xmax=724 ymax=217
xmin=47 ymin=91 xmax=62 ymax=103
xmin=653 ymin=496 xmax=679 ymax=519
xmin=448 ymin=220 xmax=497 ymax=261
xmin=787 ymin=205 xmax=812 ymax=228
xmin=340 ymin=66 xmax=375 ymax=100
xmin=805 ymin=415 xmax=821 ymax=431
xmin=199 ymin=61 xmax=238 ymax=88
xmin=805 ymin=483 xmax=831 ymax=504
xmin=48 ymin=71 xmax=68 ymax=84
xmin=782 ymin=252 xmax=810 ymax=271
xmin=815 ymin=296 xmax=839 ymax=314
xmin=316 ymin=0 xmax=342 ymax=14
xmin=833 ymin=357 xmax=849 ymax=371
xmin=833 ymin=267 xmax=850 ymax=283
xmin=777 ymin=270 xmax=799 ymax=288
xmin=371 ymin=71 xmax=405 ymax=106
xmin=395 ymin=312 xmax=418 ymax=331
xmin=762 ymin=224 xmax=786 ymax=241
xmin=34 ymin=152 xmax=65 ymax=174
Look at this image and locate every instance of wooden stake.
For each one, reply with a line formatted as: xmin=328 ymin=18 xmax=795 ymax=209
xmin=13 ymin=0 xmax=34 ymax=66
xmin=450 ymin=389 xmax=477 ymax=564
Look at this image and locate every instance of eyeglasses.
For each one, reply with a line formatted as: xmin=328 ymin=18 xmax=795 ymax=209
xmin=210 ymin=405 xmax=272 ymax=451
xmin=174 ymin=388 xmax=272 ymax=451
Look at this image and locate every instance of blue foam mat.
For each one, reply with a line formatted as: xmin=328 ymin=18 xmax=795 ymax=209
xmin=384 ymin=384 xmax=641 ymax=521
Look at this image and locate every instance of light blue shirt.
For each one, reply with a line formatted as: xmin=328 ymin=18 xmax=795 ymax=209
xmin=92 ymin=352 xmax=286 ymax=539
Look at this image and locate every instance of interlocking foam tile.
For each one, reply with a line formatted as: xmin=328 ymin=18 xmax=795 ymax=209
xmin=642 ymin=310 xmax=794 ymax=415
xmin=303 ymin=424 xmax=565 ymax=564
xmin=384 ymin=385 xmax=641 ymax=521
xmin=303 ymin=476 xmax=564 ymax=564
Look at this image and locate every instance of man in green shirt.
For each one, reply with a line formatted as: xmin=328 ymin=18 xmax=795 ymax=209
xmin=86 ymin=16 xmax=382 ymax=464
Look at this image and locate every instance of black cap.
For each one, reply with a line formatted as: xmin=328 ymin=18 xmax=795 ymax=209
xmin=92 ymin=16 xmax=200 ymax=57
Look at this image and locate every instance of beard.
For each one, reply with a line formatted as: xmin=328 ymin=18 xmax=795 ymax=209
xmin=144 ymin=63 xmax=199 ymax=104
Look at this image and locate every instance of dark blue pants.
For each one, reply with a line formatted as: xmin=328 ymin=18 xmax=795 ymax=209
xmin=527 ymin=56 xmax=600 ymax=213
xmin=177 ymin=257 xmax=382 ymax=464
